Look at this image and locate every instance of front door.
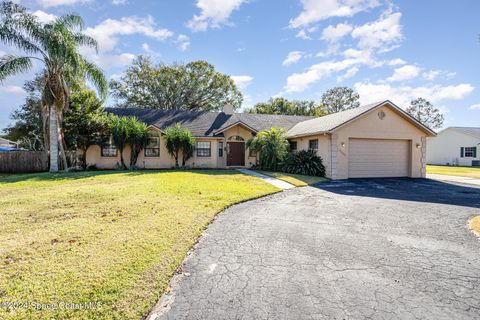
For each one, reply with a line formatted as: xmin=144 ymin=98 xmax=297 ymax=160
xmin=227 ymin=142 xmax=245 ymax=166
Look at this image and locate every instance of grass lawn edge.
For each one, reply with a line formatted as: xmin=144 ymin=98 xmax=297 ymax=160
xmin=469 ymin=216 xmax=480 ymax=238
xmin=256 ymin=170 xmax=328 ymax=187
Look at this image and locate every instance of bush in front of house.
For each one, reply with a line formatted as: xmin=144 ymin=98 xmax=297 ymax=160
xmin=282 ymin=150 xmax=326 ymax=177
xmin=246 ymin=127 xmax=290 ymax=171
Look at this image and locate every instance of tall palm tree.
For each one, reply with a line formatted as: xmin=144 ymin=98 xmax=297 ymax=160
xmin=0 ymin=1 xmax=107 ymax=172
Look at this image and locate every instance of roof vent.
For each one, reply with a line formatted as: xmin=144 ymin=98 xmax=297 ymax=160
xmin=222 ymin=104 xmax=235 ymax=115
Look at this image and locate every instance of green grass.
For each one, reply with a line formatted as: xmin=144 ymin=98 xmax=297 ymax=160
xmin=427 ymin=165 xmax=480 ymax=179
xmin=257 ymin=170 xmax=328 ymax=187
xmin=0 ymin=170 xmax=279 ymax=319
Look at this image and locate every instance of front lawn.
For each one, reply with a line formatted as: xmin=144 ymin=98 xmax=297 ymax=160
xmin=257 ymin=170 xmax=328 ymax=187
xmin=470 ymin=216 xmax=480 ymax=237
xmin=0 ymin=170 xmax=278 ymax=319
xmin=427 ymin=165 xmax=480 ymax=179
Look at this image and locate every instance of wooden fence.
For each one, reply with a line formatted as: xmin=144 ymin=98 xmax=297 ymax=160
xmin=0 ymin=151 xmax=49 ymax=173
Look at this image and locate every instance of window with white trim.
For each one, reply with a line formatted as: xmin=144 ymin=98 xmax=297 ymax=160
xmin=196 ymin=141 xmax=211 ymax=157
xmin=101 ymin=136 xmax=117 ymax=157
xmin=218 ymin=142 xmax=224 ymax=157
xmin=308 ymin=139 xmax=318 ymax=151
xmin=462 ymin=147 xmax=477 ymax=158
xmin=145 ymin=132 xmax=160 ymax=157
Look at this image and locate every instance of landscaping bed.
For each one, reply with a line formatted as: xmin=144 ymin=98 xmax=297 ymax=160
xmin=0 ymin=170 xmax=278 ymax=319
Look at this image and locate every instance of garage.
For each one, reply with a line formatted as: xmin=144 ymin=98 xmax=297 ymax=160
xmin=348 ymin=138 xmax=410 ymax=178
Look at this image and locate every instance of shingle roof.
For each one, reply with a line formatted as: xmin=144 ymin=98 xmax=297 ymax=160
xmin=286 ymin=101 xmax=385 ymax=137
xmin=449 ymin=127 xmax=480 ymax=139
xmin=105 ymin=108 xmax=314 ymax=137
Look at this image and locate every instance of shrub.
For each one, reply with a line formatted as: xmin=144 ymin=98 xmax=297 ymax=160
xmin=164 ymin=123 xmax=196 ymax=167
xmin=282 ymin=150 xmax=326 ymax=177
xmin=246 ymin=128 xmax=289 ymax=171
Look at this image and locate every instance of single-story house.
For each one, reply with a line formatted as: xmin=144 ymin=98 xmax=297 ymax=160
xmin=0 ymin=137 xmax=17 ymax=148
xmin=427 ymin=127 xmax=480 ymax=166
xmin=84 ymin=100 xmax=436 ymax=179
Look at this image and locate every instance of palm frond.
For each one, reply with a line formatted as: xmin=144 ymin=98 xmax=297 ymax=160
xmin=0 ymin=54 xmax=33 ymax=81
xmin=56 ymin=14 xmax=85 ymax=30
xmin=73 ymin=33 xmax=98 ymax=52
xmin=0 ymin=26 xmax=44 ymax=56
xmin=81 ymin=58 xmax=108 ymax=100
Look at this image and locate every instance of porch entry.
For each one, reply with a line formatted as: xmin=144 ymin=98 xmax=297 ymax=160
xmin=227 ymin=135 xmax=245 ymax=166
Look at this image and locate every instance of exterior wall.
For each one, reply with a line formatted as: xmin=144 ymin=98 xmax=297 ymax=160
xmin=332 ymin=105 xmax=427 ymax=179
xmin=223 ymin=125 xmax=257 ymax=167
xmin=288 ymin=134 xmax=332 ymax=178
xmin=426 ymin=129 xmax=480 ymax=166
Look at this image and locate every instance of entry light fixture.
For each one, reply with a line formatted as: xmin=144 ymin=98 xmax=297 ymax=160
xmin=341 ymin=142 xmax=345 ymax=148
xmin=416 ymin=143 xmax=421 ymax=149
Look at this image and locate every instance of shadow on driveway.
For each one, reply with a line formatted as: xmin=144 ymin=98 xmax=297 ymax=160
xmin=312 ymin=178 xmax=480 ymax=209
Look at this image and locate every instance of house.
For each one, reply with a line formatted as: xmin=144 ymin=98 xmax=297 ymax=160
xmin=84 ymin=100 xmax=436 ymax=179
xmin=427 ymin=127 xmax=480 ymax=166
xmin=0 ymin=137 xmax=17 ymax=148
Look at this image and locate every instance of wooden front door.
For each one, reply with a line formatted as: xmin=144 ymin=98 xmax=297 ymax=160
xmin=227 ymin=142 xmax=245 ymax=166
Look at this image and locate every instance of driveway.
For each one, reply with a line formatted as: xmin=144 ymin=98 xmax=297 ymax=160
xmin=150 ymin=178 xmax=480 ymax=320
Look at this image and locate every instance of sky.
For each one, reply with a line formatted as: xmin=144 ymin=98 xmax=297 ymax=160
xmin=1 ymin=0 xmax=480 ymax=131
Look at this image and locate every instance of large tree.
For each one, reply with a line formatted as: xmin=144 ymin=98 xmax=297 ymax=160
xmin=0 ymin=1 xmax=107 ymax=172
xmin=3 ymin=75 xmax=45 ymax=151
xmin=246 ymin=98 xmax=326 ymax=116
xmin=405 ymin=97 xmax=444 ymax=129
xmin=63 ymin=88 xmax=108 ymax=169
xmin=110 ymin=56 xmax=243 ymax=111
xmin=320 ymin=87 xmax=360 ymax=114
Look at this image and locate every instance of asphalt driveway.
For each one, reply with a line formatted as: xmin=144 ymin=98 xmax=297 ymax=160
xmin=150 ymin=178 xmax=480 ymax=320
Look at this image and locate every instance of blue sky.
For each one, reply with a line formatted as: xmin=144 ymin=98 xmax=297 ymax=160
xmin=1 ymin=0 xmax=479 ymax=130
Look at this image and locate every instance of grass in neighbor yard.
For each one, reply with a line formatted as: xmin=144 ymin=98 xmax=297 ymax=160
xmin=0 ymin=170 xmax=279 ymax=319
xmin=257 ymin=170 xmax=328 ymax=187
xmin=470 ymin=216 xmax=480 ymax=237
xmin=427 ymin=165 xmax=480 ymax=179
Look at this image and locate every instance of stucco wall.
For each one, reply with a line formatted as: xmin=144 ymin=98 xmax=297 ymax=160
xmin=288 ymin=134 xmax=332 ymax=178
xmin=426 ymin=129 xmax=480 ymax=166
xmin=332 ymin=105 xmax=427 ymax=179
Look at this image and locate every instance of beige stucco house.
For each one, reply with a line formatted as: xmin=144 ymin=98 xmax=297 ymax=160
xmin=84 ymin=100 xmax=436 ymax=180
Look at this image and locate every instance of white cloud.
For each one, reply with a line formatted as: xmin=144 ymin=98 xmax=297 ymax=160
xmin=296 ymin=29 xmax=312 ymax=40
xmin=32 ymin=10 xmax=56 ymax=23
xmin=321 ymin=23 xmax=352 ymax=42
xmin=111 ymin=0 xmax=127 ymax=4
xmin=387 ymin=65 xmax=421 ymax=82
xmin=0 ymin=85 xmax=26 ymax=96
xmin=354 ymin=82 xmax=474 ymax=108
xmin=231 ymin=75 xmax=253 ymax=89
xmin=89 ymin=53 xmax=136 ymax=70
xmin=176 ymin=34 xmax=190 ymax=51
xmin=469 ymin=104 xmax=480 ymax=110
xmin=187 ymin=0 xmax=248 ymax=32
xmin=85 ymin=16 xmax=173 ymax=52
xmin=337 ymin=67 xmax=359 ymax=82
xmin=290 ymin=0 xmax=380 ymax=28
xmin=36 ymin=0 xmax=91 ymax=7
xmin=387 ymin=58 xmax=406 ymax=66
xmin=351 ymin=10 xmax=402 ymax=50
xmin=282 ymin=51 xmax=304 ymax=66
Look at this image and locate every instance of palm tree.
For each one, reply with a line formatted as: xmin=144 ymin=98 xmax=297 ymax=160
xmin=246 ymin=128 xmax=289 ymax=171
xmin=108 ymin=115 xmax=130 ymax=169
xmin=0 ymin=1 xmax=107 ymax=172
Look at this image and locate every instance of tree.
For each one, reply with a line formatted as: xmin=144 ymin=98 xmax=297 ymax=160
xmin=63 ymin=89 xmax=108 ymax=169
xmin=246 ymin=98 xmax=326 ymax=116
xmin=163 ymin=123 xmax=196 ymax=167
xmin=110 ymin=56 xmax=243 ymax=111
xmin=3 ymin=75 xmax=45 ymax=150
xmin=405 ymin=98 xmax=444 ymax=129
xmin=0 ymin=1 xmax=107 ymax=172
xmin=128 ymin=118 xmax=149 ymax=168
xmin=320 ymin=87 xmax=360 ymax=114
xmin=246 ymin=128 xmax=290 ymax=171
xmin=108 ymin=115 xmax=130 ymax=169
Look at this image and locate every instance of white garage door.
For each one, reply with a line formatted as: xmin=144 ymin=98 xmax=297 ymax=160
xmin=348 ymin=139 xmax=410 ymax=178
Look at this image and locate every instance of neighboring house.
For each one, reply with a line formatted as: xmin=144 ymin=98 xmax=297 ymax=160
xmin=84 ymin=100 xmax=435 ymax=180
xmin=427 ymin=127 xmax=480 ymax=166
xmin=0 ymin=137 xmax=17 ymax=148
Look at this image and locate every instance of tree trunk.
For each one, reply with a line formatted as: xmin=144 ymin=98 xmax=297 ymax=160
xmin=81 ymin=146 xmax=88 ymax=170
xmin=119 ymin=147 xmax=127 ymax=169
xmin=42 ymin=105 xmax=49 ymax=152
xmin=49 ymin=105 xmax=59 ymax=172
xmin=174 ymin=150 xmax=179 ymax=167
xmin=57 ymin=112 xmax=68 ymax=170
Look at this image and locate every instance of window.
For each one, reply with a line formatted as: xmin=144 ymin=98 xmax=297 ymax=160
xmin=290 ymin=141 xmax=297 ymax=152
xmin=218 ymin=142 xmax=224 ymax=157
xmin=145 ymin=133 xmax=160 ymax=157
xmin=462 ymin=147 xmax=477 ymax=158
xmin=228 ymin=135 xmax=244 ymax=141
xmin=309 ymin=139 xmax=318 ymax=151
xmin=196 ymin=141 xmax=211 ymax=157
xmin=101 ymin=136 xmax=117 ymax=157
xmin=249 ymin=148 xmax=257 ymax=157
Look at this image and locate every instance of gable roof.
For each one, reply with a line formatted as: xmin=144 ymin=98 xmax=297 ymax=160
xmin=286 ymin=100 xmax=437 ymax=138
xmin=105 ymin=108 xmax=314 ymax=137
xmin=446 ymin=127 xmax=480 ymax=140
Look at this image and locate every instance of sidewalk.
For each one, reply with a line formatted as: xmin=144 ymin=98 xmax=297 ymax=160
xmin=236 ymin=169 xmax=295 ymax=190
xmin=427 ymin=174 xmax=480 ymax=188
